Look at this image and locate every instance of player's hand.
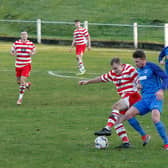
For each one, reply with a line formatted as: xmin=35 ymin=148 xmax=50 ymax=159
xmin=10 ymin=51 xmax=16 ymax=56
xmin=79 ymin=80 xmax=88 ymax=85
xmin=137 ymin=84 xmax=142 ymax=91
xmin=155 ymin=89 xmax=164 ymax=100
xmin=160 ymin=60 xmax=165 ymax=65
xmin=29 ymin=51 xmax=33 ymax=56
xmin=88 ymin=46 xmax=91 ymax=51
xmin=69 ymin=48 xmax=73 ymax=53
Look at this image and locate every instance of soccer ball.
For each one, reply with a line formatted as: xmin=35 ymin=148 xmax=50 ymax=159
xmin=95 ymin=136 xmax=109 ymax=149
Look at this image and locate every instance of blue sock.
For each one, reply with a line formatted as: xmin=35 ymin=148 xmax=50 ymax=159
xmin=128 ymin=117 xmax=146 ymax=136
xmin=155 ymin=121 xmax=168 ymax=144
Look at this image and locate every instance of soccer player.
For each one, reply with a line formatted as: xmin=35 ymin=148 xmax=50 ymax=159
xmin=10 ymin=31 xmax=36 ymax=105
xmin=69 ymin=20 xmax=91 ymax=75
xmin=79 ymin=57 xmax=150 ymax=148
xmin=158 ymin=46 xmax=168 ymax=74
xmin=118 ymin=50 xmax=168 ymax=150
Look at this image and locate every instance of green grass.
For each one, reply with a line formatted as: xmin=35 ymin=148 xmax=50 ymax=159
xmin=0 ymin=0 xmax=167 ymax=42
xmin=0 ymin=42 xmax=168 ymax=168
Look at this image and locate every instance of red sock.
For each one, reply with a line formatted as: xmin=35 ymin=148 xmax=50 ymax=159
xmin=115 ymin=123 xmax=129 ymax=143
xmin=106 ymin=110 xmax=119 ymax=129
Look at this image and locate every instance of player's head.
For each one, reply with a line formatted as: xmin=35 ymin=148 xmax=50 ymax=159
xmin=132 ymin=50 xmax=146 ymax=68
xmin=21 ymin=31 xmax=28 ymax=42
xmin=74 ymin=20 xmax=81 ymax=28
xmin=110 ymin=57 xmax=123 ymax=74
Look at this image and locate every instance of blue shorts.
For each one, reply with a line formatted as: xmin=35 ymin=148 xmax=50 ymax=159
xmin=133 ymin=95 xmax=163 ymax=115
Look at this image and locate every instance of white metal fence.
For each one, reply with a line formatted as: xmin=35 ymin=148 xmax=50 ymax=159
xmin=0 ymin=19 xmax=168 ymax=48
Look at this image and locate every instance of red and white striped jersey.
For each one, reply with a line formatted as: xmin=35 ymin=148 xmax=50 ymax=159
xmin=11 ymin=40 xmax=35 ymax=68
xmin=73 ymin=27 xmax=89 ymax=45
xmin=100 ymin=64 xmax=139 ymax=97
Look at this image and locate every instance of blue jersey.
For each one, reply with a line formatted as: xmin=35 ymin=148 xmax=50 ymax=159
xmin=158 ymin=47 xmax=168 ymax=64
xmin=137 ymin=62 xmax=168 ymax=98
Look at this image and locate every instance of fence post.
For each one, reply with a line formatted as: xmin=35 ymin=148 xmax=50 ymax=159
xmin=164 ymin=24 xmax=168 ymax=47
xmin=37 ymin=19 xmax=41 ymax=44
xmin=133 ymin=22 xmax=138 ymax=48
xmin=84 ymin=20 xmax=88 ymax=31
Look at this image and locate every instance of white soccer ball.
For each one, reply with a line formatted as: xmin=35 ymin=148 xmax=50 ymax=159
xmin=95 ymin=136 xmax=109 ymax=149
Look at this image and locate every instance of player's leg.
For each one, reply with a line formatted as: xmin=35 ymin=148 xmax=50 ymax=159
xmin=94 ymin=98 xmax=129 ymax=136
xmin=25 ymin=81 xmax=31 ymax=91
xmin=17 ymin=65 xmax=31 ymax=105
xmin=152 ymin=109 xmax=168 ymax=150
xmin=76 ymin=45 xmax=86 ymax=74
xmin=114 ymin=122 xmax=131 ymax=148
xmin=16 ymin=77 xmax=21 ymax=85
xmin=123 ymin=92 xmax=150 ymax=146
xmin=127 ymin=117 xmax=151 ymax=146
xmin=17 ymin=76 xmax=27 ymax=105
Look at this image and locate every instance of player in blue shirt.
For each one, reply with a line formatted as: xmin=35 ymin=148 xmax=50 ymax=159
xmin=118 ymin=50 xmax=168 ymax=150
xmin=158 ymin=46 xmax=168 ymax=74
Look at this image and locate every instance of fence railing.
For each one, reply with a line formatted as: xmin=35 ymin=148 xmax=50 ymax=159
xmin=0 ymin=19 xmax=168 ymax=48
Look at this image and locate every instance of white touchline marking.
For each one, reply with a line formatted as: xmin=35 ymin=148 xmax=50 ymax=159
xmin=48 ymin=71 xmax=100 ymax=80
xmin=0 ymin=69 xmax=13 ymax=72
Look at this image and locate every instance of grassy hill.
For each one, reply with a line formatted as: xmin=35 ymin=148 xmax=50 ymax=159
xmin=0 ymin=0 xmax=168 ymax=42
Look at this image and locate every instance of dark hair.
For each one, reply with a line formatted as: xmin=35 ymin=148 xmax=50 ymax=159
xmin=110 ymin=57 xmax=121 ymax=65
xmin=133 ymin=50 xmax=146 ymax=59
xmin=74 ymin=20 xmax=80 ymax=23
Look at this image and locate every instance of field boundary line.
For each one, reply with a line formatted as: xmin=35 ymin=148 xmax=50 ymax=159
xmin=48 ymin=70 xmax=100 ymax=80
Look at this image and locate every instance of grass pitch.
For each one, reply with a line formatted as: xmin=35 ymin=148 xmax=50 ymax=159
xmin=0 ymin=42 xmax=168 ymax=168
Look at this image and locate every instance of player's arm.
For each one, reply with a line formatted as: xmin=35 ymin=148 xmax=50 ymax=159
xmin=129 ymin=66 xmax=142 ymax=89
xmin=10 ymin=45 xmax=16 ymax=56
xmin=79 ymin=77 xmax=102 ymax=85
xmin=83 ymin=29 xmax=91 ymax=50
xmin=69 ymin=38 xmax=75 ymax=53
xmin=10 ymin=49 xmax=16 ymax=56
xmin=158 ymin=48 xmax=166 ymax=65
xmin=87 ymin=35 xmax=91 ymax=51
xmin=30 ymin=48 xmax=36 ymax=56
xmin=150 ymin=63 xmax=168 ymax=99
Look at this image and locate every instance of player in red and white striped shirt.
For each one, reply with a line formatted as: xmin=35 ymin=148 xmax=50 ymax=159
xmin=10 ymin=31 xmax=36 ymax=105
xmin=79 ymin=57 xmax=150 ymax=148
xmin=69 ymin=20 xmax=91 ymax=75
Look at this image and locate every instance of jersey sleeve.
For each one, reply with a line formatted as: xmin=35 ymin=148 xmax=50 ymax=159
xmin=32 ymin=42 xmax=36 ymax=51
xmin=149 ymin=62 xmax=168 ymax=90
xmin=100 ymin=71 xmax=113 ymax=83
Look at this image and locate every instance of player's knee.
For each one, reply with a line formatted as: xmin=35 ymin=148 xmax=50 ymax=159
xmin=20 ymin=79 xmax=26 ymax=85
xmin=152 ymin=110 xmax=160 ymax=123
xmin=112 ymin=103 xmax=119 ymax=110
xmin=17 ymin=81 xmax=20 ymax=85
xmin=152 ymin=116 xmax=160 ymax=123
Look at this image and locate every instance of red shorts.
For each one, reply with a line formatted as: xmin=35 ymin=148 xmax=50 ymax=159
xmin=120 ymin=92 xmax=141 ymax=115
xmin=16 ymin=64 xmax=31 ymax=77
xmin=76 ymin=44 xmax=86 ymax=56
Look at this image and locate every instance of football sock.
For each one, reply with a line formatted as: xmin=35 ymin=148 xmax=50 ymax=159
xmin=26 ymin=82 xmax=30 ymax=87
xmin=19 ymin=84 xmax=26 ymax=100
xmin=155 ymin=121 xmax=168 ymax=144
xmin=77 ymin=57 xmax=85 ymax=72
xmin=105 ymin=109 xmax=119 ymax=129
xmin=128 ymin=117 xmax=146 ymax=136
xmin=115 ymin=123 xmax=129 ymax=143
